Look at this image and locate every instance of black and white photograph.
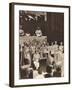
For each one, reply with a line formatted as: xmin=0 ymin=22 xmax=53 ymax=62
xmin=9 ymin=3 xmax=70 ymax=87
xmin=19 ymin=11 xmax=64 ymax=79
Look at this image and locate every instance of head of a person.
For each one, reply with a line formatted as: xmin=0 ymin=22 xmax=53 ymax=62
xmin=35 ymin=27 xmax=42 ymax=37
xmin=25 ymin=33 xmax=31 ymax=36
xmin=55 ymin=41 xmax=57 ymax=45
xmin=19 ymin=29 xmax=24 ymax=36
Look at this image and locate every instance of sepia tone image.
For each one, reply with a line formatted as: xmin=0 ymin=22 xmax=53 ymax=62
xmin=19 ymin=10 xmax=64 ymax=79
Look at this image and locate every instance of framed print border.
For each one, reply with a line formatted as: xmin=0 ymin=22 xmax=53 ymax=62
xmin=9 ymin=2 xmax=70 ymax=87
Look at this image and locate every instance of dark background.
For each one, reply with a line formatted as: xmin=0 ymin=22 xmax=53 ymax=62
xmin=19 ymin=11 xmax=64 ymax=44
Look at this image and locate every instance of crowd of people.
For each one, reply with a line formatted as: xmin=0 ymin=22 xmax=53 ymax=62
xmin=19 ymin=37 xmax=64 ymax=79
xmin=19 ymin=11 xmax=64 ymax=79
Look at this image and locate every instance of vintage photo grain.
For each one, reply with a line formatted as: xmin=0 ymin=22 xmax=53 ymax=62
xmin=19 ymin=11 xmax=64 ymax=79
